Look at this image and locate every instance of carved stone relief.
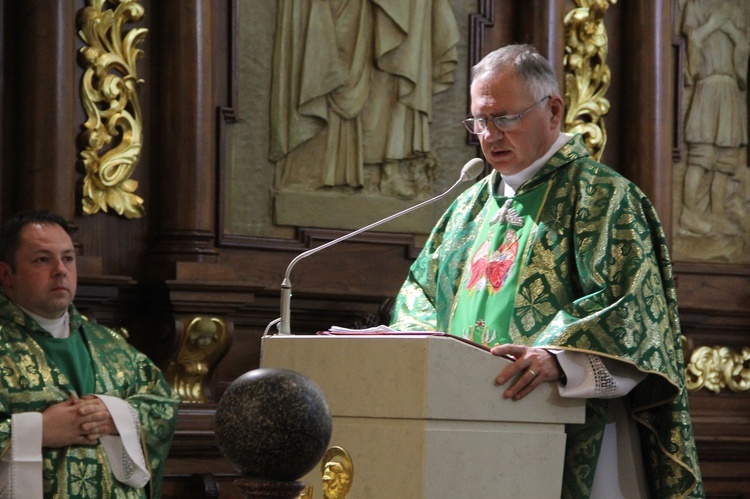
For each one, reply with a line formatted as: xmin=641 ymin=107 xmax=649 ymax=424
xmin=269 ymin=1 xmax=459 ymax=199
xmin=266 ymin=0 xmax=465 ymax=232
xmin=225 ymin=1 xmax=477 ymax=236
xmin=673 ymin=0 xmax=750 ymax=263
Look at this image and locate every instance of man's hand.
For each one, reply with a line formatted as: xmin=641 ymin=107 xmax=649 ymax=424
xmin=77 ymin=395 xmax=118 ymax=440
xmin=42 ymin=397 xmax=95 ymax=447
xmin=490 ymin=345 xmax=561 ymax=400
xmin=42 ymin=396 xmax=118 ymax=448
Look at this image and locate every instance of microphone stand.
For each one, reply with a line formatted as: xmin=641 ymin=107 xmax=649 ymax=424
xmin=273 ymin=158 xmax=485 ymax=336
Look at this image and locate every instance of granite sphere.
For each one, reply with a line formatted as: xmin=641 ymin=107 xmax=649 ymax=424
xmin=214 ymin=367 xmax=333 ymax=482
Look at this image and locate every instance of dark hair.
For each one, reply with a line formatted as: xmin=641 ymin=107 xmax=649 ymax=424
xmin=471 ymin=44 xmax=560 ymax=101
xmin=0 ymin=210 xmax=73 ymax=270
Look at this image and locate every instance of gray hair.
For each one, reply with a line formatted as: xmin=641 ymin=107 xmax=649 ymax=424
xmin=471 ymin=44 xmax=560 ymax=100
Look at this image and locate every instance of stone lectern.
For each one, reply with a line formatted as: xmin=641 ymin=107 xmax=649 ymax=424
xmin=260 ymin=333 xmax=585 ymax=498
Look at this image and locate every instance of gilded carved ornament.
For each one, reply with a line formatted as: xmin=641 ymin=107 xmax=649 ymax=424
xmin=299 ymin=446 xmax=354 ymax=499
xmin=165 ymin=317 xmax=232 ymax=403
xmin=563 ymin=0 xmax=616 ymax=161
xmin=77 ymin=0 xmax=147 ymax=219
xmin=686 ymin=345 xmax=750 ymax=394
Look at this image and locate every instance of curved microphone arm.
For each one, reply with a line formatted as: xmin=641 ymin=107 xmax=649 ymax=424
xmin=275 ymin=158 xmax=485 ymax=336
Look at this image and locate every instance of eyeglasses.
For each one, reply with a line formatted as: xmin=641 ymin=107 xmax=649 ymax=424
xmin=463 ymin=96 xmax=551 ymax=134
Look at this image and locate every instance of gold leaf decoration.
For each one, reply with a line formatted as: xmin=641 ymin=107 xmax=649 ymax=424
xmin=686 ymin=345 xmax=750 ymax=394
xmin=563 ymin=0 xmax=616 ymax=161
xmin=77 ymin=0 xmax=147 ymax=218
xmin=166 ymin=316 xmax=232 ymax=403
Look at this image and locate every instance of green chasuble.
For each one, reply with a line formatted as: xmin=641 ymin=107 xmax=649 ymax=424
xmin=0 ymin=293 xmax=181 ymax=498
xmin=28 ymin=329 xmax=96 ymax=397
xmin=391 ymin=135 xmax=703 ymax=498
xmin=450 ymin=183 xmax=549 ymax=347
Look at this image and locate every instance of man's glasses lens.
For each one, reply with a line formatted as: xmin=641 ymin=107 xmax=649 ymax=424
xmin=464 ymin=116 xmax=521 ymax=134
xmin=463 ymin=96 xmax=550 ymax=134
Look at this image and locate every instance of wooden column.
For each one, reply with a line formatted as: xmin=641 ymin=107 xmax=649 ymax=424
xmin=620 ymin=0 xmax=674 ymax=235
xmin=518 ymin=0 xmax=567 ymax=87
xmin=150 ymin=0 xmax=218 ymax=264
xmin=10 ymin=0 xmax=77 ymax=219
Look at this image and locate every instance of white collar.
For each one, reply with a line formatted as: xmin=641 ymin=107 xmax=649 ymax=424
xmin=501 ymin=132 xmax=572 ymax=196
xmin=19 ymin=306 xmax=70 ymax=339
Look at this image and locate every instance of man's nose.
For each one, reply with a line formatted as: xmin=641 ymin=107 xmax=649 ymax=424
xmin=53 ymin=258 xmax=68 ymax=275
xmin=481 ymin=121 xmax=505 ymax=140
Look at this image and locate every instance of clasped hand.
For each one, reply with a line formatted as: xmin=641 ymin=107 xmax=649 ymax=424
xmin=42 ymin=395 xmax=117 ymax=448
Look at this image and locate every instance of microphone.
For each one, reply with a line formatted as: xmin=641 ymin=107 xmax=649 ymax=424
xmin=274 ymin=158 xmax=485 ymax=336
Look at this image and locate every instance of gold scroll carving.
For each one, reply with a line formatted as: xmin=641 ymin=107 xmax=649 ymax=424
xmin=165 ymin=316 xmax=232 ymax=403
xmin=563 ymin=0 xmax=617 ymax=161
xmin=77 ymin=0 xmax=147 ymax=219
xmin=686 ymin=345 xmax=750 ymax=394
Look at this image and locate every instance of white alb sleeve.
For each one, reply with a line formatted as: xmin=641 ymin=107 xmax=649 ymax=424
xmin=92 ymin=395 xmax=150 ymax=488
xmin=0 ymin=412 xmax=44 ymax=499
xmin=553 ymin=350 xmax=647 ymax=399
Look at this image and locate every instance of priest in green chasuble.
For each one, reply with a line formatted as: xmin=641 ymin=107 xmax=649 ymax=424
xmin=0 ymin=211 xmax=180 ymax=498
xmin=391 ymin=44 xmax=704 ymax=498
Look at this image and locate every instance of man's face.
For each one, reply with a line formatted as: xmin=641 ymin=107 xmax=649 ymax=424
xmin=470 ymin=69 xmax=563 ymax=176
xmin=0 ymin=223 xmax=77 ymax=319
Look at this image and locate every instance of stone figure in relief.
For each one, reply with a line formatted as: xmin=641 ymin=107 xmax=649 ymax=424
xmin=269 ymin=0 xmax=460 ymax=199
xmin=680 ymin=0 xmax=749 ymax=236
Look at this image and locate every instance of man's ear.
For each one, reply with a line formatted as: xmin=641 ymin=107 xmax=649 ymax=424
xmin=549 ymin=96 xmax=565 ymax=129
xmin=0 ymin=262 xmax=12 ymax=288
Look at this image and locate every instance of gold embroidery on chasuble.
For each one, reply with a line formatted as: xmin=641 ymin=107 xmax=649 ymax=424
xmin=0 ymin=294 xmax=180 ymax=498
xmin=450 ymin=180 xmax=551 ymax=348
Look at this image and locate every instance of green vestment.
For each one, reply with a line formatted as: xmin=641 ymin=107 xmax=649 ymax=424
xmin=391 ymin=135 xmax=703 ymax=498
xmin=0 ymin=292 xmax=181 ymax=498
